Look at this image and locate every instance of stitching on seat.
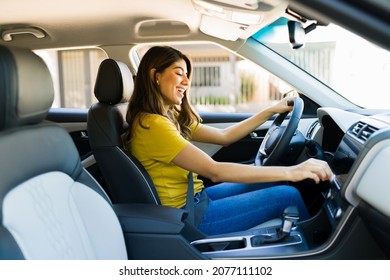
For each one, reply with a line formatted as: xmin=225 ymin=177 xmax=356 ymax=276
xmin=4 ymin=173 xmax=76 ymax=259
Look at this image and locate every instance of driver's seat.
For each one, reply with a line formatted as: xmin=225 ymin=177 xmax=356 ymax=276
xmin=87 ymin=58 xmax=160 ymax=204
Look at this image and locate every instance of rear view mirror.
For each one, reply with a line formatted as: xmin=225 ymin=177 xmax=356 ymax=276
xmin=288 ymin=21 xmax=305 ymax=49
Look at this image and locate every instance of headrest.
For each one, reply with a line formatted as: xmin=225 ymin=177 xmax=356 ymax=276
xmin=94 ymin=58 xmax=133 ymax=105
xmin=0 ymin=45 xmax=54 ymax=130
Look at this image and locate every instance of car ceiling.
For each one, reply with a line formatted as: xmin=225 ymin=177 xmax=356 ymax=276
xmin=1 ymin=0 xmax=278 ymax=49
xmin=1 ymin=0 xmax=389 ymax=51
xmin=0 ymin=0 xmax=204 ymax=49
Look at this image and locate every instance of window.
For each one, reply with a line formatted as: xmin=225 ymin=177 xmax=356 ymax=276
xmin=254 ymin=19 xmax=390 ymax=109
xmin=35 ymin=48 xmax=108 ymax=108
xmin=192 ymin=66 xmax=221 ymax=87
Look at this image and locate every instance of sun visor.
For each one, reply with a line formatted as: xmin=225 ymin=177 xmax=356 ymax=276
xmin=194 ymin=0 xmax=287 ymax=41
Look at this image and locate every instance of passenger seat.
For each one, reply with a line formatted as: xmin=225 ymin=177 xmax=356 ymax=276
xmin=0 ymin=46 xmax=127 ymax=260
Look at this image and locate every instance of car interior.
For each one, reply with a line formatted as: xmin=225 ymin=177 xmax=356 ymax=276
xmin=0 ymin=0 xmax=389 ymax=260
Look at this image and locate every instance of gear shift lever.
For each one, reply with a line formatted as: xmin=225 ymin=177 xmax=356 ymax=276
xmin=252 ymin=206 xmax=300 ymax=245
xmin=281 ymin=206 xmax=300 ymax=235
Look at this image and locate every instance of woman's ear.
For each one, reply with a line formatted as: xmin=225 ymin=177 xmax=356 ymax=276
xmin=149 ymin=68 xmax=159 ymax=85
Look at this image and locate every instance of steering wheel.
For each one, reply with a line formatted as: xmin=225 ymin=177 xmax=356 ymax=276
xmin=255 ymin=96 xmax=304 ymax=166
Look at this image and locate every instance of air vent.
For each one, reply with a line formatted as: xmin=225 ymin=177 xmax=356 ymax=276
xmin=351 ymin=122 xmax=365 ymax=135
xmin=350 ymin=121 xmax=378 ymax=142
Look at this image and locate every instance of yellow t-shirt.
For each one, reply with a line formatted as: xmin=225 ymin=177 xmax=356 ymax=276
xmin=130 ymin=114 xmax=204 ymax=208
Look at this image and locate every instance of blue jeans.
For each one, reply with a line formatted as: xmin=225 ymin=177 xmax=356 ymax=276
xmin=197 ymin=182 xmax=309 ymax=236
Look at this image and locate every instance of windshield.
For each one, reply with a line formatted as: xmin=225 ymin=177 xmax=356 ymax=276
xmin=252 ymin=18 xmax=390 ymax=109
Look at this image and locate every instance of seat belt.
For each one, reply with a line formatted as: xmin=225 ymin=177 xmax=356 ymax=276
xmin=185 ymin=171 xmax=195 ymax=226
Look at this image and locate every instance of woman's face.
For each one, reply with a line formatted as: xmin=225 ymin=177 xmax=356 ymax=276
xmin=156 ymin=59 xmax=189 ymax=108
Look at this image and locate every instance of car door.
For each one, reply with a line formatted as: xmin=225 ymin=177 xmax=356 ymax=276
xmin=47 ymin=108 xmax=90 ymax=162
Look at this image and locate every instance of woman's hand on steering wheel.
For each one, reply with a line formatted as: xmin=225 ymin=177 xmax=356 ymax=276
xmin=255 ymin=96 xmax=304 ymax=166
xmin=269 ymin=96 xmax=295 ymax=115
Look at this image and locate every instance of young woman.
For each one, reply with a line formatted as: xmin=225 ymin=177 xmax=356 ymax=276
xmin=124 ymin=46 xmax=332 ymax=235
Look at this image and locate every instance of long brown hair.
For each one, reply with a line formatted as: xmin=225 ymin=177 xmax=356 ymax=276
xmin=124 ymin=46 xmax=201 ymax=150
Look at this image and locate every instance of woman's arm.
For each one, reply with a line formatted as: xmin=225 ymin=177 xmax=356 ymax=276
xmin=192 ymin=97 xmax=294 ymax=146
xmin=173 ymin=142 xmax=332 ymax=184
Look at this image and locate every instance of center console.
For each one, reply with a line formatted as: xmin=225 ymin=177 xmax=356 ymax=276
xmin=191 ymin=206 xmax=309 ymax=259
xmin=323 ymin=116 xmax=381 ymax=227
xmin=191 ymin=223 xmax=308 ymax=258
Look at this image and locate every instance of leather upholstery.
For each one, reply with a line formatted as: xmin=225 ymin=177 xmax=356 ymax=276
xmin=94 ymin=58 xmax=132 ymax=104
xmin=88 ymin=59 xmax=160 ymax=204
xmin=0 ymin=46 xmax=54 ymax=130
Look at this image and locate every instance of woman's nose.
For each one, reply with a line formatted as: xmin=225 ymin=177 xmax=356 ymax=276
xmin=182 ymin=75 xmax=189 ymax=85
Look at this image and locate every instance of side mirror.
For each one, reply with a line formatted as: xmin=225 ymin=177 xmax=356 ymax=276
xmin=288 ymin=21 xmax=305 ymax=49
